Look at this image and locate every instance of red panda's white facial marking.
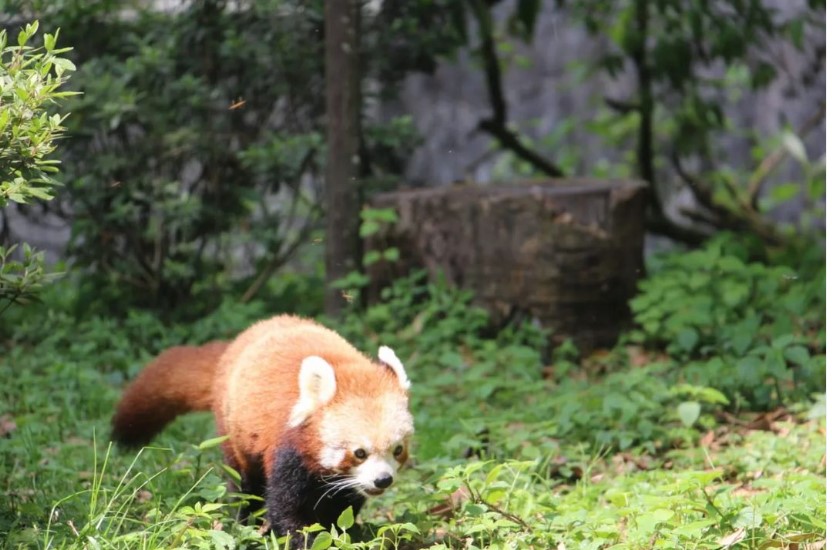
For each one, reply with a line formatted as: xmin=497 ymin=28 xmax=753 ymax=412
xmin=292 ymin=350 xmax=413 ymax=495
xmin=316 ymin=392 xmax=413 ymax=496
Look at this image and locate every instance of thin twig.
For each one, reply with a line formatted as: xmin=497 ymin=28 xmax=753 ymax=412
xmin=464 ymin=481 xmax=531 ymax=532
xmin=670 ymin=152 xmax=784 ymax=245
xmin=747 ymin=102 xmax=825 ymax=209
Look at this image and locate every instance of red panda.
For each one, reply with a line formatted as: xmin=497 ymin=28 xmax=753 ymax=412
xmin=111 ymin=315 xmax=413 ymax=547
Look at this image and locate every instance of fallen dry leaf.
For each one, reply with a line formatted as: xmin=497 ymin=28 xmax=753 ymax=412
xmin=731 ymin=484 xmax=766 ymax=498
xmin=744 ymin=408 xmax=789 ymax=432
xmin=700 ymin=430 xmax=716 ymax=449
xmin=428 ymin=487 xmax=470 ymax=519
xmin=719 ymin=528 xmax=746 ymax=548
xmin=0 ymin=415 xmax=17 ymax=437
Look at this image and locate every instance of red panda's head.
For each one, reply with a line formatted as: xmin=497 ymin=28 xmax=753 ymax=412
xmin=288 ymin=346 xmax=414 ymax=497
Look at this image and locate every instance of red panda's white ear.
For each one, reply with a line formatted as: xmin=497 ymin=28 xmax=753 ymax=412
xmin=288 ymin=356 xmax=337 ymax=428
xmin=378 ymin=346 xmax=410 ymax=391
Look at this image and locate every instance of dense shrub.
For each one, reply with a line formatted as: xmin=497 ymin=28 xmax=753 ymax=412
xmin=0 ymin=21 xmax=74 ymax=314
xmin=10 ymin=0 xmax=440 ymax=317
xmin=630 ymin=234 xmax=825 ymax=408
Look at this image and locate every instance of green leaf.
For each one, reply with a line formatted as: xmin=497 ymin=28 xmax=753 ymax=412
xmin=605 ymin=489 xmax=628 ymax=507
xmin=733 ymin=506 xmax=763 ymax=529
xmin=770 ymin=182 xmax=800 ymax=203
xmin=18 ymin=27 xmax=30 ymax=47
xmin=382 ymin=247 xmax=400 ymax=262
xmin=220 ymin=463 xmax=241 ymax=483
xmin=676 ymin=328 xmax=699 ymax=353
xmin=309 ymin=531 xmax=333 ymax=550
xmin=44 ymin=32 xmax=56 ymax=53
xmin=737 ymin=356 xmax=762 ymax=384
xmin=730 ymin=315 xmax=760 ymax=354
xmin=363 ymin=250 xmax=381 ymax=265
xmin=209 ymin=530 xmax=235 ymax=550
xmin=359 ymin=220 xmax=380 ymax=238
xmin=788 ymin=19 xmax=804 ymax=48
xmin=336 ymin=506 xmax=354 ymax=530
xmin=484 ymin=464 xmax=503 ymax=485
xmin=198 ymin=434 xmax=230 ymax=449
xmin=781 ymin=131 xmax=808 ymax=165
xmin=772 ymin=334 xmax=794 ymax=349
xmin=784 ymin=345 xmax=810 ymax=367
xmin=677 ymin=401 xmax=701 ymax=427
xmin=52 ymin=57 xmax=76 ymax=76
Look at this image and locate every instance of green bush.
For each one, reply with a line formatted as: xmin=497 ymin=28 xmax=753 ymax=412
xmin=21 ymin=0 xmax=447 ymax=317
xmin=0 ymin=22 xmax=74 ymax=207
xmin=0 ymin=21 xmax=75 ymax=315
xmin=630 ymin=234 xmax=825 ymax=408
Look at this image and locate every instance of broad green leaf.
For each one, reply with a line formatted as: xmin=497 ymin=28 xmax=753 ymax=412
xmin=383 ymin=247 xmax=400 ymax=262
xmin=676 ymin=328 xmax=699 ymax=353
xmin=209 ymin=530 xmax=235 ymax=550
xmin=677 ymin=401 xmax=701 ymax=427
xmin=336 ymin=505 xmax=354 ymax=530
xmin=309 ymin=531 xmax=333 ymax=550
xmin=737 ymin=356 xmax=762 ymax=384
xmin=733 ymin=506 xmax=763 ymax=529
xmin=784 ymin=345 xmax=810 ymax=366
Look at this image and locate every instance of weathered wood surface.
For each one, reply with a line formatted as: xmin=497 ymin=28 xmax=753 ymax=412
xmin=366 ymin=179 xmax=647 ymax=351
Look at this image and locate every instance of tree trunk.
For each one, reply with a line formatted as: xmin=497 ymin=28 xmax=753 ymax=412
xmin=324 ymin=0 xmax=362 ymax=317
xmin=366 ymin=179 xmax=648 ymax=352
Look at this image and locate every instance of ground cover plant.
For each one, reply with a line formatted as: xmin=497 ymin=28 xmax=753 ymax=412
xmin=0 ymin=235 xmax=825 ymax=549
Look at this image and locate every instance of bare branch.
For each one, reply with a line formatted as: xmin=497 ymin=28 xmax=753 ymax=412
xmin=604 ymin=96 xmax=639 ymax=114
xmin=467 ymin=0 xmax=566 ymax=178
xmin=747 ymin=102 xmax=825 ymax=209
xmin=670 ymin=151 xmax=785 ymax=246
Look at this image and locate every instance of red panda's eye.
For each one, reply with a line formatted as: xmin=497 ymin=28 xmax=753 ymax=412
xmin=354 ymin=448 xmax=367 ymax=460
xmin=393 ymin=445 xmax=404 ymax=457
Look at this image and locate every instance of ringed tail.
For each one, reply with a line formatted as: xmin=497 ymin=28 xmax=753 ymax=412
xmin=111 ymin=341 xmax=228 ymax=447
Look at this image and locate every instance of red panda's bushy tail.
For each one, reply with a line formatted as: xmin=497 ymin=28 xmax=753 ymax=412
xmin=111 ymin=341 xmax=228 ymax=447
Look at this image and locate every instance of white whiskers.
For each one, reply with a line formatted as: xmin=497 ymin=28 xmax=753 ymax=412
xmin=313 ymin=477 xmax=364 ymax=510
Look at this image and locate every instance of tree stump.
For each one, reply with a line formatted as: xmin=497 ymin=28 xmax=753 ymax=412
xmin=365 ymin=179 xmax=648 ymax=351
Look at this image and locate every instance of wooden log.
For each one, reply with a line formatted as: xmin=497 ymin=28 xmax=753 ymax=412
xmin=365 ymin=179 xmax=648 ymax=351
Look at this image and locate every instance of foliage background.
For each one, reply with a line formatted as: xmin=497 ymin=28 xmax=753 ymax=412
xmin=0 ymin=0 xmax=825 ymax=548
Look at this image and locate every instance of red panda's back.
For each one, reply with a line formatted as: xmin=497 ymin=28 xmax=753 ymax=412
xmin=213 ymin=315 xmax=371 ymax=476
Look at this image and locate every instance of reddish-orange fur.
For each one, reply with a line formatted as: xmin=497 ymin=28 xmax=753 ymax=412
xmin=111 ymin=315 xmax=408 ymax=484
xmin=112 ymin=341 xmax=229 ymax=446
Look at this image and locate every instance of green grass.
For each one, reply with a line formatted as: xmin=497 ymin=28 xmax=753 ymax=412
xmin=0 ymin=279 xmax=825 ymax=549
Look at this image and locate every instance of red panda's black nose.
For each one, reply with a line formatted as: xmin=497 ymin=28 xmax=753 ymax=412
xmin=374 ymin=474 xmax=393 ymax=489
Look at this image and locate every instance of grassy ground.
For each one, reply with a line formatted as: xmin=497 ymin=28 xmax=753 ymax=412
xmin=0 ymin=281 xmax=825 ymax=549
